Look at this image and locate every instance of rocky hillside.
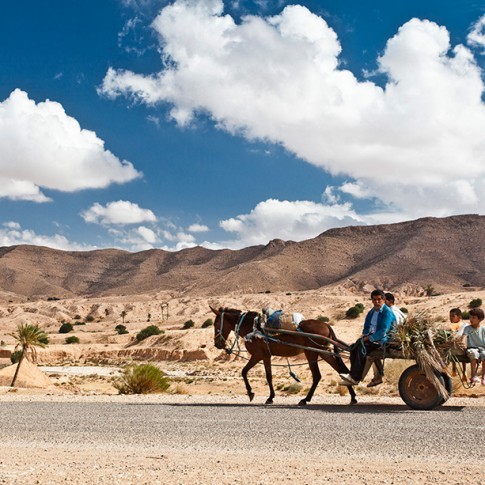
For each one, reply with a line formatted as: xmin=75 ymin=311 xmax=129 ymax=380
xmin=0 ymin=215 xmax=484 ymax=298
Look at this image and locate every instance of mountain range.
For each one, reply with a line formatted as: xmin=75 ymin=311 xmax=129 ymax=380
xmin=1 ymin=214 xmax=484 ymax=299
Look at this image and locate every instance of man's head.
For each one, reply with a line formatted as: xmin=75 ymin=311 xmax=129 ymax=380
xmin=384 ymin=292 xmax=395 ymax=307
xmin=370 ymin=289 xmax=386 ymax=310
xmin=449 ymin=308 xmax=462 ymax=324
xmin=469 ymin=308 xmax=484 ymax=327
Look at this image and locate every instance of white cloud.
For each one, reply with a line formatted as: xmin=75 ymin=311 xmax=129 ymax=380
xmin=187 ymin=223 xmax=209 ymax=232
xmin=100 ymin=2 xmax=485 ymax=222
xmin=468 ymin=15 xmax=485 ymax=49
xmin=0 ymin=222 xmax=95 ymax=251
xmin=81 ymin=200 xmax=157 ymax=225
xmin=0 ymin=89 xmax=141 ymax=202
xmin=137 ymin=225 xmax=158 ymax=243
xmin=217 ymin=198 xmax=367 ymax=248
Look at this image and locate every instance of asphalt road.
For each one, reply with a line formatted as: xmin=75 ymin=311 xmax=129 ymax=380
xmin=0 ymin=397 xmax=484 ymax=484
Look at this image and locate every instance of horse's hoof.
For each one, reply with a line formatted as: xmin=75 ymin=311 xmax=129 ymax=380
xmin=350 ymin=398 xmax=358 ymax=405
xmin=298 ymin=399 xmax=307 ymax=406
xmin=248 ymin=392 xmax=255 ymax=402
xmin=265 ymin=399 xmax=273 ymax=405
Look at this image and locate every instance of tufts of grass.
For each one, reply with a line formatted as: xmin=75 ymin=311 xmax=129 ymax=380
xmin=114 ymin=364 xmax=170 ymax=394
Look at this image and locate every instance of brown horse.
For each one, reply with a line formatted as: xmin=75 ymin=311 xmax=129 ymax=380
xmin=211 ymin=307 xmax=357 ymax=405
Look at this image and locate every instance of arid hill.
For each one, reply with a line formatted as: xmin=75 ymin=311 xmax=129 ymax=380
xmin=0 ymin=214 xmax=484 ymax=299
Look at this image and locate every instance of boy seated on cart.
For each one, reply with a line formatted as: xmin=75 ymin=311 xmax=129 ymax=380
xmin=463 ymin=308 xmax=485 ymax=385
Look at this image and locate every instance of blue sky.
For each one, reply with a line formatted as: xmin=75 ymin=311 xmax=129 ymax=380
xmin=1 ymin=0 xmax=485 ymax=251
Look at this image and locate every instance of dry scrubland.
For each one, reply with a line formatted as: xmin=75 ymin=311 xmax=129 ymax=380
xmin=1 ymin=287 xmax=485 ymax=400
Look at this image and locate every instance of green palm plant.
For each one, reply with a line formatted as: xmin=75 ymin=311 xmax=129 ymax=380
xmin=8 ymin=323 xmax=48 ymax=387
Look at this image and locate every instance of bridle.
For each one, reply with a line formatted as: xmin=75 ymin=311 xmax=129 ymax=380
xmin=215 ymin=310 xmax=247 ymax=354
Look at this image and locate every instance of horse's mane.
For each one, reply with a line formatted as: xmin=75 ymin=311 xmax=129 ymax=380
xmin=219 ymin=307 xmax=259 ymax=317
xmin=219 ymin=307 xmax=242 ymax=314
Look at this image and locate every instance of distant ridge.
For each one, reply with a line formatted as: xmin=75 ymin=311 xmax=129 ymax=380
xmin=1 ymin=214 xmax=484 ymax=298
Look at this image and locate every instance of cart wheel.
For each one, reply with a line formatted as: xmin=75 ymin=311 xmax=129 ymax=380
xmin=440 ymin=373 xmax=453 ymax=405
xmin=398 ymin=364 xmax=449 ymax=410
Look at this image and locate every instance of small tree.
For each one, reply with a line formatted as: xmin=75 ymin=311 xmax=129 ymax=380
xmin=183 ymin=319 xmax=195 ymax=329
xmin=354 ymin=303 xmax=365 ymax=313
xmin=9 ymin=323 xmax=48 ymax=387
xmin=201 ymin=318 xmax=213 ymax=328
xmin=424 ymin=284 xmax=435 ymax=297
xmin=115 ymin=324 xmax=129 ymax=335
xmin=136 ymin=325 xmax=163 ymax=341
xmin=469 ymin=298 xmax=482 ymax=309
xmin=85 ymin=315 xmax=95 ymax=322
xmin=59 ymin=322 xmax=73 ymax=334
xmin=345 ymin=306 xmax=360 ymax=319
xmin=65 ymin=336 xmax=80 ymax=344
xmin=120 ymin=310 xmax=127 ymax=323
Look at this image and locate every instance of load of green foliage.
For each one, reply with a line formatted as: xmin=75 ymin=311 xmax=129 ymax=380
xmin=393 ymin=312 xmax=456 ymax=400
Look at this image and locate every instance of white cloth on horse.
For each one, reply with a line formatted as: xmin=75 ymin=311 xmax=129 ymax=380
xmin=292 ymin=312 xmax=304 ymax=324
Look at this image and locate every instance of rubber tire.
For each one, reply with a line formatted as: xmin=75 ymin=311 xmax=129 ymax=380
xmin=398 ymin=364 xmax=449 ymax=410
xmin=439 ymin=372 xmax=453 ymax=405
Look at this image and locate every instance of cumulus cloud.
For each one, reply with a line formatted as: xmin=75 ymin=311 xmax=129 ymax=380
xmin=187 ymin=223 xmax=209 ymax=232
xmin=0 ymin=89 xmax=141 ymax=202
xmin=81 ymin=200 xmax=157 ymax=225
xmin=100 ymin=1 xmax=485 ymax=222
xmin=216 ymin=198 xmax=366 ymax=248
xmin=468 ymin=15 xmax=485 ymax=49
xmin=0 ymin=222 xmax=95 ymax=251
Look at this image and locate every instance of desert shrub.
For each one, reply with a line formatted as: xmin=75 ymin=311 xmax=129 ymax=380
xmin=183 ymin=320 xmax=195 ymax=329
xmin=276 ymin=382 xmax=302 ymax=394
xmin=114 ymin=364 xmax=170 ymax=394
xmin=345 ymin=306 xmax=361 ymax=319
xmin=136 ymin=325 xmax=163 ymax=341
xmin=65 ymin=336 xmax=80 ymax=344
xmin=354 ymin=303 xmax=365 ymax=313
xmin=74 ymin=321 xmax=85 ymax=325
xmin=469 ymin=298 xmax=482 ymax=309
xmin=400 ymin=307 xmax=409 ymax=314
xmin=10 ymin=350 xmax=22 ymax=364
xmin=73 ymin=314 xmax=81 ymax=320
xmin=59 ymin=322 xmax=73 ymax=334
xmin=85 ymin=315 xmax=95 ymax=322
xmin=463 ymin=283 xmax=472 ymax=288
xmin=424 ymin=284 xmax=435 ymax=297
xmin=462 ymin=311 xmax=470 ymax=320
xmin=115 ymin=324 xmax=129 ymax=335
xmin=316 ymin=315 xmax=330 ymax=323
xmin=201 ymin=318 xmax=213 ymax=328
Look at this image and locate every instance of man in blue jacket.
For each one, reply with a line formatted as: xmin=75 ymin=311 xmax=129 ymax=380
xmin=339 ymin=289 xmax=396 ymax=386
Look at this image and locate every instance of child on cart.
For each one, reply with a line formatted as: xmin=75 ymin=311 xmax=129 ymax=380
xmin=449 ymin=308 xmax=468 ymax=381
xmin=463 ymin=308 xmax=485 ymax=385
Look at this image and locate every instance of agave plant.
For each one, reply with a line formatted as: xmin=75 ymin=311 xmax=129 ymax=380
xmin=394 ymin=312 xmax=453 ymax=400
xmin=8 ymin=323 xmax=48 ymax=387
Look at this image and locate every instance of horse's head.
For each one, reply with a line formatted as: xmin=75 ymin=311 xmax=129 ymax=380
xmin=210 ymin=306 xmax=238 ymax=350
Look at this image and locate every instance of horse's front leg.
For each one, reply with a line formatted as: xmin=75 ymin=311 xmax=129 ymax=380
xmin=263 ymin=357 xmax=275 ymax=405
xmin=299 ymin=352 xmax=321 ymax=406
xmin=242 ymin=356 xmax=260 ymax=402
